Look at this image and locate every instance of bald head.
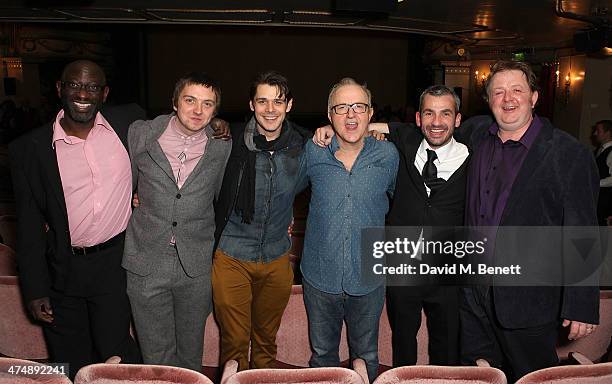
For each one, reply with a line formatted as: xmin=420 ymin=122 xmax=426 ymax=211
xmin=61 ymin=60 xmax=107 ymax=85
xmin=57 ymin=59 xmax=109 ymax=126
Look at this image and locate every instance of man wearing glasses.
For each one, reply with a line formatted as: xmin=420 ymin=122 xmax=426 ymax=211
xmin=299 ymin=78 xmax=399 ymax=382
xmin=123 ymin=72 xmax=231 ymax=371
xmin=9 ymin=60 xmax=142 ymax=378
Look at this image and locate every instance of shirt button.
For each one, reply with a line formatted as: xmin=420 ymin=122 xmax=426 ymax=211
xmin=172 ymin=222 xmax=177 ymax=226
xmin=480 ymin=215 xmax=484 ymax=218
xmin=485 ymin=190 xmax=490 ymax=194
xmin=176 ymin=193 xmax=181 ymax=199
xmin=347 ymin=194 xmax=351 ymax=197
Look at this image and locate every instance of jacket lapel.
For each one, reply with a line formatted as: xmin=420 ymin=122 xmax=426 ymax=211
xmin=33 ymin=127 xmax=69 ymax=223
xmin=145 ymin=116 xmax=176 ymax=184
xmin=433 ymin=154 xmax=470 ymax=194
xmin=405 ymin=143 xmax=429 ymax=199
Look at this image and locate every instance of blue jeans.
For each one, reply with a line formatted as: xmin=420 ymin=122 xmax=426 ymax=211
xmin=303 ymin=280 xmax=384 ymax=382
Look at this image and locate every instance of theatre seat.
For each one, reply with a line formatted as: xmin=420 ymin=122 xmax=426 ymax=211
xmin=220 ymin=359 xmax=366 ymax=384
xmin=0 ymin=357 xmax=71 ymax=384
xmin=0 ymin=243 xmax=16 ymax=275
xmin=0 ymin=276 xmax=48 ymax=359
xmin=556 ymin=290 xmax=612 ymax=363
xmin=372 ymin=365 xmax=507 ymax=384
xmin=0 ymin=215 xmax=16 ymax=250
xmin=74 ymin=363 xmax=213 ymax=384
xmin=515 ymin=362 xmax=612 ymax=383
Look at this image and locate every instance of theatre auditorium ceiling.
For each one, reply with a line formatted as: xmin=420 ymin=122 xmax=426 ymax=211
xmin=0 ymin=0 xmax=610 ymax=56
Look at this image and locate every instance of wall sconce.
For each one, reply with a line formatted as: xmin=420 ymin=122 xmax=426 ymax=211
xmin=474 ymin=70 xmax=487 ymax=92
xmin=563 ymin=71 xmax=571 ymax=105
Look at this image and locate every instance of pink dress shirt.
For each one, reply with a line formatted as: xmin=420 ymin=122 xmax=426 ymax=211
xmin=53 ymin=110 xmax=132 ymax=247
xmin=157 ymin=116 xmax=209 ymax=189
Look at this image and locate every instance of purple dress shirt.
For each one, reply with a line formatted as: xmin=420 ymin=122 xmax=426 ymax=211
xmin=467 ymin=115 xmax=542 ymax=227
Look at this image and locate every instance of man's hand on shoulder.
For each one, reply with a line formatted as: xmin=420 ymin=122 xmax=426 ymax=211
xmin=211 ymin=118 xmax=231 ymax=141
xmin=28 ymin=297 xmax=53 ymax=323
xmin=313 ymin=125 xmax=334 ymax=147
xmin=562 ymin=319 xmax=597 ymax=340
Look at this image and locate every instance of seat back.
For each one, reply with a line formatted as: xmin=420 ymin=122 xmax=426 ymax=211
xmin=556 ymin=290 xmax=612 ymax=362
xmin=0 ymin=357 xmax=71 ymax=384
xmin=74 ymin=363 xmax=213 ymax=384
xmin=275 ymin=285 xmax=350 ymax=367
xmin=372 ymin=365 xmax=507 ymax=384
xmin=515 ymin=361 xmax=612 ymax=383
xmin=0 ymin=215 xmax=16 ymax=251
xmin=223 ymin=366 xmax=365 ymax=384
xmin=0 ymin=243 xmax=16 ymax=275
xmin=0 ymin=276 xmax=48 ymax=359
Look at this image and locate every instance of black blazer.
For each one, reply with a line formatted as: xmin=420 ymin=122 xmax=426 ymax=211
xmin=8 ymin=104 xmax=146 ymax=303
xmin=387 ymin=122 xmax=469 ymax=228
xmin=466 ymin=115 xmax=600 ymax=328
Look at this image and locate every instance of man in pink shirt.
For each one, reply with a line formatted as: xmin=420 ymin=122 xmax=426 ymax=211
xmin=9 ymin=60 xmax=142 ymax=378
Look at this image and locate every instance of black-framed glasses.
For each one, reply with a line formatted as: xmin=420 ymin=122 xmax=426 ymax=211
xmin=61 ymin=81 xmax=105 ymax=93
xmin=330 ymin=102 xmax=370 ymax=115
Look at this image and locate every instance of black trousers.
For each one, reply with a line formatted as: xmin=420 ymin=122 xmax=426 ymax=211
xmin=43 ymin=237 xmax=141 ymax=379
xmin=386 ymin=285 xmax=460 ymax=367
xmin=459 ymin=287 xmax=559 ymax=382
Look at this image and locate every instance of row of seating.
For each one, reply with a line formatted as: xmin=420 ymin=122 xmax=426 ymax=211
xmin=1 ymin=277 xmax=611 ymax=378
xmin=2 ymin=355 xmax=612 ymax=383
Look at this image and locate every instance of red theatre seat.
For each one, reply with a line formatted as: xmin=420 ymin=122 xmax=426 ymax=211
xmin=372 ymin=365 xmax=507 ymax=384
xmin=515 ymin=362 xmax=612 ymax=383
xmin=74 ymin=363 xmax=214 ymax=384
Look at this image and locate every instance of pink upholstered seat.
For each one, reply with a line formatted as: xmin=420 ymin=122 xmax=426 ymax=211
xmin=0 ymin=276 xmax=48 ymax=359
xmin=202 ymin=313 xmax=221 ymax=367
xmin=0 ymin=215 xmax=16 ymax=250
xmin=221 ymin=359 xmax=366 ymax=384
xmin=372 ymin=365 xmax=507 ymax=384
xmin=74 ymin=363 xmax=213 ymax=384
xmin=0 ymin=243 xmax=16 ymax=275
xmin=556 ymin=290 xmax=612 ymax=362
xmin=515 ymin=361 xmax=612 ymax=383
xmin=276 ymin=285 xmax=351 ymax=366
xmin=0 ymin=357 xmax=71 ymax=384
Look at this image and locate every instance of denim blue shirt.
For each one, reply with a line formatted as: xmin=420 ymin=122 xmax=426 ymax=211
xmin=300 ymin=136 xmax=399 ymax=295
xmin=218 ymin=118 xmax=306 ymax=263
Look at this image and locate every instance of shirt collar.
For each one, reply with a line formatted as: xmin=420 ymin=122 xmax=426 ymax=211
xmin=51 ymin=109 xmax=110 ymax=148
xmin=417 ymin=136 xmax=457 ymax=163
xmin=487 ymin=114 xmax=542 ymax=149
xmin=329 ymin=134 xmax=373 ymax=155
xmin=169 ymin=115 xmax=206 ymax=141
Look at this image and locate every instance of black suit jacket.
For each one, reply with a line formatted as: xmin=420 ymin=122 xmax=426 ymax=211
xmin=385 ymin=123 xmax=470 ymax=289
xmin=8 ymin=104 xmax=146 ymax=303
xmin=387 ymin=122 xmax=469 ymax=228
xmin=466 ymin=115 xmax=600 ymax=328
